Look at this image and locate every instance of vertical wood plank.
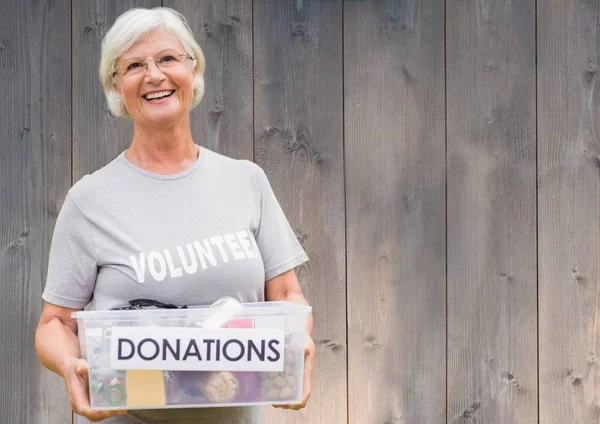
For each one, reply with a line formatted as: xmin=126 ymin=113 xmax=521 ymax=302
xmin=72 ymin=0 xmax=160 ymax=180
xmin=345 ymin=1 xmax=446 ymax=423
xmin=254 ymin=1 xmax=346 ymax=423
xmin=0 ymin=0 xmax=72 ymax=422
xmin=538 ymin=0 xmax=600 ymax=422
xmin=164 ymin=0 xmax=253 ymax=160
xmin=446 ymin=0 xmax=537 ymax=423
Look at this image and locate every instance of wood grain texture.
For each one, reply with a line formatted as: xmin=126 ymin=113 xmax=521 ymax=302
xmin=538 ymin=0 xmax=600 ymax=422
xmin=345 ymin=1 xmax=446 ymax=423
xmin=164 ymin=0 xmax=253 ymax=160
xmin=0 ymin=0 xmax=72 ymax=423
xmin=446 ymin=0 xmax=537 ymax=423
xmin=72 ymin=0 xmax=160 ymax=181
xmin=254 ymin=0 xmax=346 ymax=423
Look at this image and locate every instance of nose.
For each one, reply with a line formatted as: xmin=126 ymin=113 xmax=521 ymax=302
xmin=144 ymin=59 xmax=165 ymax=82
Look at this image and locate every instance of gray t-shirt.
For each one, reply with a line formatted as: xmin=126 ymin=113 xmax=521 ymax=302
xmin=42 ymin=145 xmax=309 ymax=424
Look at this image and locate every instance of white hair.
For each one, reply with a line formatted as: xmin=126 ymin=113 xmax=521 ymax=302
xmin=99 ymin=7 xmax=205 ymax=118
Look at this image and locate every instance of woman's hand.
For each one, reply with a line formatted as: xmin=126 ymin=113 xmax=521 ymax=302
xmin=63 ymin=358 xmax=126 ymax=422
xmin=274 ymin=336 xmax=316 ymax=410
xmin=35 ymin=304 xmax=127 ymax=421
xmin=265 ymin=270 xmax=315 ymax=410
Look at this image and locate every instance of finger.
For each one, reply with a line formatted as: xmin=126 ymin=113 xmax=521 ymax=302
xmin=301 ymin=357 xmax=313 ymax=404
xmin=70 ymin=360 xmax=128 ymax=420
xmin=297 ymin=345 xmax=314 ymax=409
xmin=68 ymin=370 xmax=92 ymax=415
xmin=75 ymin=409 xmax=127 ymax=422
xmin=273 ymin=404 xmax=294 ymax=410
xmin=92 ymin=410 xmax=127 ymax=421
xmin=273 ymin=402 xmax=303 ymax=409
xmin=273 ymin=399 xmax=306 ymax=410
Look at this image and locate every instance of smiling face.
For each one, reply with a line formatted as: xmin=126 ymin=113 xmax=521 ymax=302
xmin=113 ymin=28 xmax=196 ymax=127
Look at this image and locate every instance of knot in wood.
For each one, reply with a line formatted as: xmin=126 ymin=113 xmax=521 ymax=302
xmin=296 ymin=232 xmax=308 ymax=246
xmin=587 ymin=58 xmax=598 ymax=74
xmin=292 ymin=24 xmax=308 ymax=38
xmin=212 ymin=101 xmax=224 ymax=115
xmin=318 ymin=339 xmax=342 ymax=353
xmin=460 ymin=401 xmax=481 ymax=419
xmin=6 ymin=230 xmax=29 ymax=255
xmin=265 ymin=126 xmax=280 ymax=137
xmin=202 ymin=23 xmax=214 ymax=37
xmin=84 ymin=21 xmax=103 ymax=35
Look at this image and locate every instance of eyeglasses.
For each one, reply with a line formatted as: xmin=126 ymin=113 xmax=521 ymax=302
xmin=113 ymin=52 xmax=195 ymax=78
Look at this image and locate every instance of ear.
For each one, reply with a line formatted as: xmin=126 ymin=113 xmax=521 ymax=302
xmin=113 ymin=81 xmax=122 ymax=95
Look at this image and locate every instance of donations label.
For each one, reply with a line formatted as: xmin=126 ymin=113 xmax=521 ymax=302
xmin=110 ymin=327 xmax=285 ymax=372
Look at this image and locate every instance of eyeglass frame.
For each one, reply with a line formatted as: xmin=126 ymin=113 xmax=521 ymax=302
xmin=112 ymin=52 xmax=195 ymax=79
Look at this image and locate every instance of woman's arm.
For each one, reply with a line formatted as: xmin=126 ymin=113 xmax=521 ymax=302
xmin=35 ymin=302 xmax=126 ymax=422
xmin=264 ymin=269 xmax=315 ymax=410
xmin=35 ymin=302 xmax=82 ymax=376
xmin=265 ymin=269 xmax=313 ymax=334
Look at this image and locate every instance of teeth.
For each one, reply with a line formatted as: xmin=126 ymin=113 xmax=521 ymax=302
xmin=145 ymin=90 xmax=173 ymax=100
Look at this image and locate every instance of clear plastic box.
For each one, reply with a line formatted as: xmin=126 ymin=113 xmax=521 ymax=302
xmin=72 ymin=301 xmax=311 ymax=410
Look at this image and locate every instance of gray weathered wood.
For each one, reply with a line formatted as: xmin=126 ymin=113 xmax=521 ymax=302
xmin=344 ymin=1 xmax=446 ymax=423
xmin=446 ymin=0 xmax=537 ymax=423
xmin=0 ymin=0 xmax=72 ymax=423
xmin=538 ymin=0 xmax=600 ymax=422
xmin=72 ymin=0 xmax=161 ymax=181
xmin=254 ymin=0 xmax=346 ymax=423
xmin=164 ymin=0 xmax=253 ymax=160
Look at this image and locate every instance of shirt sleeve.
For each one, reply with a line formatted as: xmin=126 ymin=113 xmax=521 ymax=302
xmin=42 ymin=194 xmax=97 ymax=309
xmin=253 ymin=165 xmax=309 ymax=281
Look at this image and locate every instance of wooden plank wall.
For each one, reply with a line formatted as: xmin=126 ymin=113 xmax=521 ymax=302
xmin=538 ymin=0 xmax=600 ymax=423
xmin=446 ymin=1 xmax=537 ymax=423
xmin=344 ymin=1 xmax=446 ymax=423
xmin=0 ymin=0 xmax=72 ymax=423
xmin=2 ymin=0 xmax=600 ymax=423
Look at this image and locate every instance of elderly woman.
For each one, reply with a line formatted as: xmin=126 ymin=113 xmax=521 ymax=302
xmin=34 ymin=7 xmax=314 ymax=424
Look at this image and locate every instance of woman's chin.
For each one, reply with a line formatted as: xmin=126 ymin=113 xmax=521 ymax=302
xmin=139 ymin=109 xmax=185 ymax=127
xmin=135 ymin=98 xmax=182 ymax=122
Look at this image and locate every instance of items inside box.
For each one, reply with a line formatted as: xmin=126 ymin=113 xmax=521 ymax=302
xmin=84 ymin=297 xmax=303 ymax=408
xmin=88 ymin=346 xmax=300 ymax=408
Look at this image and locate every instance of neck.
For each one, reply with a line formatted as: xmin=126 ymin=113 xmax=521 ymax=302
xmin=126 ymin=114 xmax=198 ymax=174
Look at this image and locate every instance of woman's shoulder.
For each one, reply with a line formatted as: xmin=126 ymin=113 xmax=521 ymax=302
xmin=202 ymin=147 xmax=265 ymax=180
xmin=66 ymin=154 xmax=125 ymax=207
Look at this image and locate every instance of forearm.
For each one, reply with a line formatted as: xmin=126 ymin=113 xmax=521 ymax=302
xmin=286 ymin=292 xmax=313 ymax=336
xmin=35 ymin=318 xmax=81 ymax=378
xmin=269 ymin=290 xmax=313 ymax=337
